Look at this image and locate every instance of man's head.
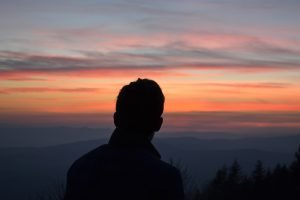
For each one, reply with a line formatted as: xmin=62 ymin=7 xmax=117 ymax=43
xmin=114 ymin=78 xmax=164 ymax=136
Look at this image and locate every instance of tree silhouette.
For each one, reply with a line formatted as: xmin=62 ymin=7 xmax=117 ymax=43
xmin=289 ymin=145 xmax=300 ymax=199
xmin=228 ymin=160 xmax=242 ymax=186
xmin=252 ymin=160 xmax=265 ymax=184
xmin=199 ymin=146 xmax=300 ymax=200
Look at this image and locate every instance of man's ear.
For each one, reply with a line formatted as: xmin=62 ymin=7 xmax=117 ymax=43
xmin=113 ymin=112 xmax=120 ymax=128
xmin=154 ymin=117 xmax=163 ymax=132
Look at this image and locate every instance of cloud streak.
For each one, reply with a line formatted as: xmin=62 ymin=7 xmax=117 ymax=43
xmin=1 ymin=42 xmax=299 ymax=81
xmin=0 ymin=87 xmax=102 ymax=94
xmin=200 ymin=82 xmax=291 ymax=89
xmin=1 ymin=111 xmax=299 ymax=135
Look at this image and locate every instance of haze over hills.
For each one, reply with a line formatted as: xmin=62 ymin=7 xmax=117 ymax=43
xmin=0 ymin=126 xmax=299 ymax=200
xmin=1 ymin=125 xmax=300 ymax=147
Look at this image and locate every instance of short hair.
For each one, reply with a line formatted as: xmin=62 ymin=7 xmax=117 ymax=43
xmin=116 ymin=78 xmax=164 ymax=131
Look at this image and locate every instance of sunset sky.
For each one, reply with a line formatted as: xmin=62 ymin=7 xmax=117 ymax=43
xmin=0 ymin=0 xmax=300 ymax=133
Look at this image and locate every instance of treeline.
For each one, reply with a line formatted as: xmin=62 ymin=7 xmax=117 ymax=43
xmin=189 ymin=146 xmax=300 ymax=200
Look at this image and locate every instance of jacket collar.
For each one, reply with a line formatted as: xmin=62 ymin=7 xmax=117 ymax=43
xmin=108 ymin=128 xmax=161 ymax=159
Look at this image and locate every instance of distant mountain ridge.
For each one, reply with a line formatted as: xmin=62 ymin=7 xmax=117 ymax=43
xmin=1 ymin=125 xmax=300 ymax=147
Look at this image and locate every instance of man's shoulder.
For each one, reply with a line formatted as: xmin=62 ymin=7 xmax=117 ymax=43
xmin=67 ymin=144 xmax=110 ymax=176
xmin=67 ymin=143 xmax=181 ymax=180
xmin=154 ymin=159 xmax=182 ymax=177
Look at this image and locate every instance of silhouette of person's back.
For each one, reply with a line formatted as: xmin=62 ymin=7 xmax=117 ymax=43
xmin=64 ymin=78 xmax=184 ymax=200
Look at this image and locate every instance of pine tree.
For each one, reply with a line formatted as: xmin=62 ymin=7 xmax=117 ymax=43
xmin=252 ymin=160 xmax=265 ymax=184
xmin=226 ymin=160 xmax=243 ymax=200
xmin=212 ymin=166 xmax=227 ymax=186
xmin=289 ymin=145 xmax=300 ymax=199
xmin=290 ymin=145 xmax=300 ymax=182
xmin=251 ymin=160 xmax=266 ymax=200
xmin=228 ymin=160 xmax=242 ymax=185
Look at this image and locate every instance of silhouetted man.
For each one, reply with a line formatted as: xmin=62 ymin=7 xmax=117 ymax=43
xmin=64 ymin=78 xmax=184 ymax=200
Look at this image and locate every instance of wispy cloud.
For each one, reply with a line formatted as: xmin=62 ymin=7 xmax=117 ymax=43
xmin=200 ymin=82 xmax=291 ymax=89
xmin=1 ymin=111 xmax=299 ymax=134
xmin=163 ymin=111 xmax=300 ymax=133
xmin=0 ymin=87 xmax=102 ymax=94
xmin=1 ymin=42 xmax=299 ymax=81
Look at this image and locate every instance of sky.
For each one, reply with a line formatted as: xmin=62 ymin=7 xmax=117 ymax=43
xmin=0 ymin=0 xmax=300 ymax=133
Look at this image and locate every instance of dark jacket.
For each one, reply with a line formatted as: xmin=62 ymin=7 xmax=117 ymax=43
xmin=64 ymin=129 xmax=184 ymax=200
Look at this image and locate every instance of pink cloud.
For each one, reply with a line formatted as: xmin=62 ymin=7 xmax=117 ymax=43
xmin=200 ymin=82 xmax=291 ymax=89
xmin=0 ymin=68 xmax=188 ymax=81
xmin=0 ymin=87 xmax=102 ymax=94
